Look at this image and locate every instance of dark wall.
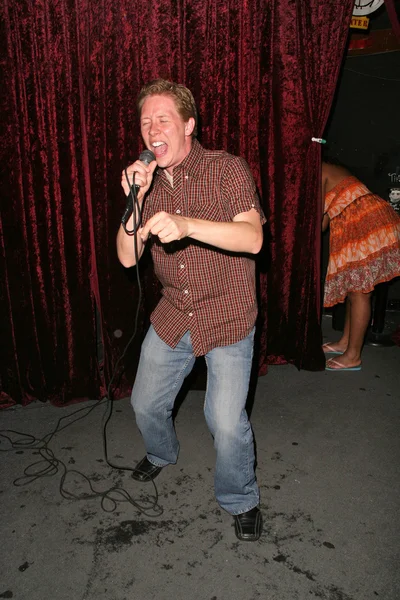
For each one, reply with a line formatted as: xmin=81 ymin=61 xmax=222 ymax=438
xmin=324 ymin=6 xmax=400 ymax=200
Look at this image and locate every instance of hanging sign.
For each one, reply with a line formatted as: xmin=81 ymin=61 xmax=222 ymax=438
xmin=350 ymin=16 xmax=370 ymax=29
xmin=350 ymin=0 xmax=384 ymax=30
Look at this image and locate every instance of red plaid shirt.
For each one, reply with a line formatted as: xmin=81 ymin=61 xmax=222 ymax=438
xmin=142 ymin=139 xmax=266 ymax=356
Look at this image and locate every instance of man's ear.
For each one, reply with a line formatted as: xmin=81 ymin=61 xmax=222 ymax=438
xmin=185 ymin=117 xmax=195 ymax=136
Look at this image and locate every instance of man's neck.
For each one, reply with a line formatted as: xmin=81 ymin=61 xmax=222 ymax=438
xmin=164 ymin=170 xmax=173 ymax=186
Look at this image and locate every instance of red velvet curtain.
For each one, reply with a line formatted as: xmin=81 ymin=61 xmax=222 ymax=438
xmin=0 ymin=0 xmax=353 ymax=407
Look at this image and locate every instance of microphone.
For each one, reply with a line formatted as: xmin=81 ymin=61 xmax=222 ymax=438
xmin=121 ymin=149 xmax=156 ymax=225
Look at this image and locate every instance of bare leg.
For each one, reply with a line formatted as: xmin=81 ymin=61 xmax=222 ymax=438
xmin=322 ymin=299 xmax=350 ymax=354
xmin=338 ymin=297 xmax=351 ymax=349
xmin=326 ymin=291 xmax=372 ymax=368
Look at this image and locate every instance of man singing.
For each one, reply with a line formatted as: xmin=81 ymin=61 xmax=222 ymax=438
xmin=117 ymin=78 xmax=265 ymax=541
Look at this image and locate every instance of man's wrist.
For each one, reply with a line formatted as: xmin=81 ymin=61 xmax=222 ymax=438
xmin=185 ymin=217 xmax=197 ymax=238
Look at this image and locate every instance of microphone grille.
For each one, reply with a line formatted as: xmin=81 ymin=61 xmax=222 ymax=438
xmin=139 ymin=149 xmax=156 ymax=165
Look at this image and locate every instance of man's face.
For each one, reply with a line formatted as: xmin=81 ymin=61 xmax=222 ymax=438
xmin=140 ymin=94 xmax=194 ymax=174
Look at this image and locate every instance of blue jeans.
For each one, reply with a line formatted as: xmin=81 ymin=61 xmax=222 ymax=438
xmin=131 ymin=325 xmax=259 ymax=515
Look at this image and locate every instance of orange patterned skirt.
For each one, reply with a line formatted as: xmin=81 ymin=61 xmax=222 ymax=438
xmin=324 ymin=182 xmax=400 ymax=307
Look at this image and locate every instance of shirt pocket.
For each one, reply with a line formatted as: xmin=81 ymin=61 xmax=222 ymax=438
xmin=187 ymin=181 xmax=225 ymax=222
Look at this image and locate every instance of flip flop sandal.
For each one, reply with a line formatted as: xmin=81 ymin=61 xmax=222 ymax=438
xmin=322 ymin=343 xmax=343 ymax=355
xmin=325 ymin=358 xmax=362 ymax=371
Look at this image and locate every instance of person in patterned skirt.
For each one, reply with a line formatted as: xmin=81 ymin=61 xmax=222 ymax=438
xmin=117 ymin=79 xmax=265 ymax=541
xmin=321 ymin=161 xmax=400 ymax=371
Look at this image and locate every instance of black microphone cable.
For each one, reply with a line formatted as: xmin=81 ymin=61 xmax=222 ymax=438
xmin=100 ymin=166 xmax=157 ymax=498
xmin=121 ymin=148 xmax=155 ymax=236
xmin=122 ymin=168 xmax=142 ymax=235
xmin=96 ymin=159 xmax=162 ymax=513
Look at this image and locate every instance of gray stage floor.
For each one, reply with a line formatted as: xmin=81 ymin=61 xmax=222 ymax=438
xmin=1 ymin=314 xmax=399 ymax=600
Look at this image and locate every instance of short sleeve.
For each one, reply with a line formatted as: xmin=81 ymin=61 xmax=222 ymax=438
xmin=221 ymin=156 xmax=266 ymax=224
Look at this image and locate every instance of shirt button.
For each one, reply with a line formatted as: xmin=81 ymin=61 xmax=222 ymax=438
xmin=180 ymin=264 xmax=185 ymax=269
xmin=188 ymin=312 xmax=193 ymax=317
xmin=184 ymin=289 xmax=188 ymax=294
xmin=176 ymin=209 xmax=181 ymax=214
xmin=185 ymin=175 xmax=188 ymax=180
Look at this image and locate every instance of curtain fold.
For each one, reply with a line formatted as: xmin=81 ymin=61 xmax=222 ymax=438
xmin=0 ymin=0 xmax=354 ymax=406
xmin=257 ymin=0 xmax=353 ymax=372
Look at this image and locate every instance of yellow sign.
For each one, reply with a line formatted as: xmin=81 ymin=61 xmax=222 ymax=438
xmin=350 ymin=16 xmax=369 ymax=29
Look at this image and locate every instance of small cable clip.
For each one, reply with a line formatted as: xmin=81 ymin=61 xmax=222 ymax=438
xmin=311 ymin=137 xmax=326 ymax=144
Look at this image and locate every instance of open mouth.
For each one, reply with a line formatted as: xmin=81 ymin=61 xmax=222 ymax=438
xmin=152 ymin=141 xmax=168 ymax=158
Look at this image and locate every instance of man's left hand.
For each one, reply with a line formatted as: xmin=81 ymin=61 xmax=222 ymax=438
xmin=139 ymin=211 xmax=189 ymax=244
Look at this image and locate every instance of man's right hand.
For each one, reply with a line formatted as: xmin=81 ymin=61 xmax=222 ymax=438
xmin=121 ymin=158 xmax=157 ymax=201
